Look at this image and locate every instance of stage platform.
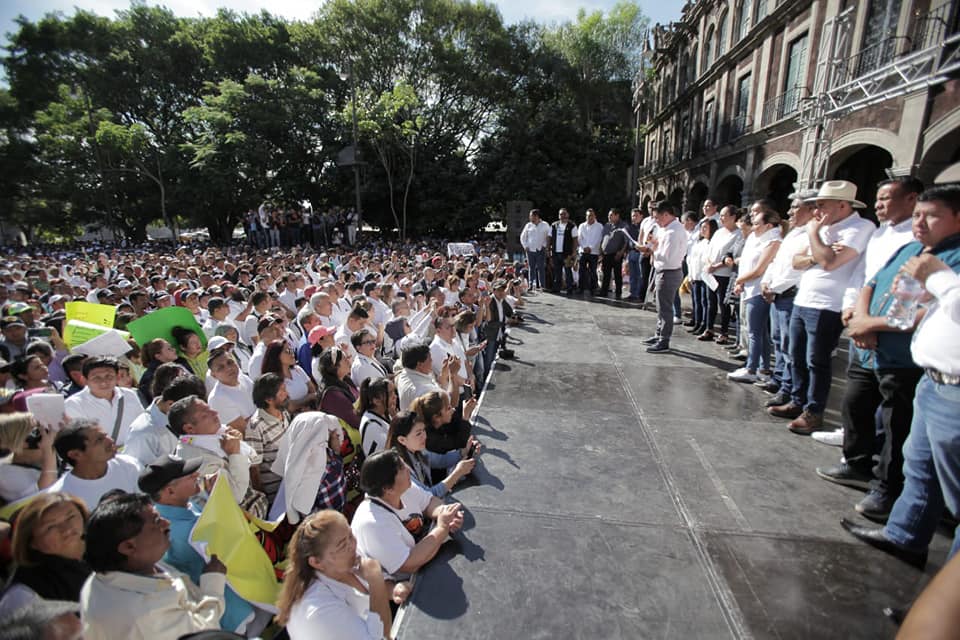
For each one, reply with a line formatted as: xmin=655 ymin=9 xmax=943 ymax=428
xmin=394 ymin=292 xmax=951 ymax=639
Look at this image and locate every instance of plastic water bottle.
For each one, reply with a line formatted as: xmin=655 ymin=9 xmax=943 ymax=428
xmin=885 ymin=275 xmax=923 ymax=330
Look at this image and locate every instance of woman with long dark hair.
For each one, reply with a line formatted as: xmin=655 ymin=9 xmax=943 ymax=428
xmin=261 ymin=339 xmax=316 ymax=413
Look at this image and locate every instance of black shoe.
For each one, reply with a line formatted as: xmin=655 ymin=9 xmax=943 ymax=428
xmin=646 ymin=344 xmax=670 ymax=353
xmin=731 ymin=353 xmax=747 ymax=362
xmin=755 ymin=381 xmax=780 ymax=393
xmin=642 ymin=336 xmax=660 ymax=345
xmin=856 ymin=490 xmax=892 ymax=523
xmin=765 ymin=392 xmax=790 ymax=407
xmin=840 ymin=518 xmax=927 ymax=569
xmin=816 ymin=463 xmax=872 ymax=490
xmin=683 ymin=320 xmax=696 ymax=327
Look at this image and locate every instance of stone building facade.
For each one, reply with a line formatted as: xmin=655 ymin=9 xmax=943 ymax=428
xmin=633 ymin=0 xmax=960 ymax=219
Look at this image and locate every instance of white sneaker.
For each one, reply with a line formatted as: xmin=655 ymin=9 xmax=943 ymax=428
xmin=727 ymin=367 xmax=758 ymax=383
xmin=673 ymin=316 xmax=682 ymax=323
xmin=812 ymin=428 xmax=844 ymax=446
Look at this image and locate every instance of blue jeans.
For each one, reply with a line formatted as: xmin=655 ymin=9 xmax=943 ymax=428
xmin=691 ymin=280 xmax=708 ymax=330
xmin=745 ymin=295 xmax=770 ymax=372
xmin=885 ymin=375 xmax=960 ymax=558
xmin=628 ymin=252 xmax=642 ymax=298
xmin=771 ymin=295 xmax=795 ymax=394
xmin=788 ymin=305 xmax=844 ymax=415
xmin=527 ymin=250 xmax=546 ymax=288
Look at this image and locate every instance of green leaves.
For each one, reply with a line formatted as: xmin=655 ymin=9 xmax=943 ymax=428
xmin=0 ymin=0 xmax=646 ymax=242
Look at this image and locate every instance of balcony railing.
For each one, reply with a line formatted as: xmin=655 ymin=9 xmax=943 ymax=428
xmin=911 ymin=2 xmax=959 ymax=52
xmin=761 ymin=85 xmax=805 ymax=126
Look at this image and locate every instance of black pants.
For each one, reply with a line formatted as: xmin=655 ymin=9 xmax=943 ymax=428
xmin=842 ymin=362 xmax=924 ymax=498
xmin=599 ymin=253 xmax=623 ymax=298
xmin=579 ymin=254 xmax=599 ymax=293
xmin=552 ymin=252 xmax=574 ymax=292
xmin=638 ymin=256 xmax=652 ymax=303
xmin=706 ymin=275 xmax=731 ymax=334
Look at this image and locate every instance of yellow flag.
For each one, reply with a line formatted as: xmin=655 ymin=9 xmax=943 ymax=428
xmin=65 ymin=301 xmax=116 ymax=328
xmin=189 ymin=476 xmax=281 ymax=611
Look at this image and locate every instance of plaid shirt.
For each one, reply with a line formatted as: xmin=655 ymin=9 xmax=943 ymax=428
xmin=245 ymin=408 xmax=290 ymax=503
xmin=313 ymin=447 xmax=346 ymax=513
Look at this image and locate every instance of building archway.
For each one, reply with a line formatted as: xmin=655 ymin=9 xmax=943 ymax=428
xmin=919 ymin=114 xmax=960 ymax=186
xmin=831 ymin=145 xmax=892 ymax=224
xmin=669 ymin=187 xmax=685 ymax=211
xmin=714 ymin=174 xmax=744 ymax=208
xmin=752 ymin=164 xmax=797 ymax=216
xmin=688 ymin=181 xmax=709 ymax=215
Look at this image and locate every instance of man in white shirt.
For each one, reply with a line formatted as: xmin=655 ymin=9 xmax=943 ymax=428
xmin=774 ymin=180 xmax=876 ymax=435
xmin=429 ymin=315 xmax=470 ymax=390
xmin=549 ymin=208 xmax=578 ymax=294
xmin=207 ymin=350 xmax=256 ymax=430
xmin=810 ymin=177 xmax=925 ymax=445
xmin=519 ymin=209 xmax=550 ymax=290
xmin=760 ymin=192 xmax=816 ymax=408
xmin=638 ymin=202 xmax=687 ymax=352
xmin=124 ymin=376 xmax=206 ymax=467
xmin=395 ymin=343 xmax=461 ymax=413
xmin=48 ymin=419 xmax=142 ymax=510
xmin=168 ymin=396 xmax=260 ymax=512
xmin=576 ymin=209 xmax=603 ymax=295
xmin=335 ymin=305 xmax=369 ymax=358
xmin=65 ymin=357 xmax=145 ymax=448
xmin=247 ymin=315 xmax=283 ymax=379
xmin=636 ymin=200 xmax=661 ymax=304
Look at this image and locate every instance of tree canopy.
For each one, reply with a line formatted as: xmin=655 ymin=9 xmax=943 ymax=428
xmin=0 ymin=0 xmax=648 ymax=242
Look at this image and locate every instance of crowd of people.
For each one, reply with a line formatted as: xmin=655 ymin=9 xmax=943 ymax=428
xmin=522 ymin=178 xmax=960 ymax=624
xmin=0 ymin=175 xmax=958 ymax=638
xmin=0 ymin=234 xmax=530 ymax=639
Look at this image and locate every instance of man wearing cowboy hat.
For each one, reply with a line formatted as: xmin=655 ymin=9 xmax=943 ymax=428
xmin=780 ymin=180 xmax=876 ymax=435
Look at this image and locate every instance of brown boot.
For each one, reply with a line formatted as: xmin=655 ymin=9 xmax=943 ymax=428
xmin=788 ymin=411 xmax=824 ymax=435
xmin=767 ymin=402 xmax=803 ymax=419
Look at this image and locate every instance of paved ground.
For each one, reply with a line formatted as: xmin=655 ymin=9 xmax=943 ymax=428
xmin=394 ymin=292 xmax=952 ymax=639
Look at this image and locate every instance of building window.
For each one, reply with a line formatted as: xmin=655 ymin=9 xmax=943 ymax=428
xmin=783 ymin=32 xmax=808 ymax=115
xmin=689 ymin=44 xmax=698 ymax=83
xmin=717 ymin=13 xmax=728 ymax=55
xmin=735 ymin=1 xmax=751 ymax=41
xmin=755 ymin=0 xmax=768 ymax=23
xmin=704 ymin=27 xmax=716 ymax=69
xmin=704 ymin=99 xmax=716 ymax=146
xmin=733 ymin=73 xmax=751 ymax=137
xmin=737 ymin=74 xmax=751 ymax=117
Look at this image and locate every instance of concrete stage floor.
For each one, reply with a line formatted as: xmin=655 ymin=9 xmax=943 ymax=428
xmin=393 ymin=292 xmax=952 ymax=640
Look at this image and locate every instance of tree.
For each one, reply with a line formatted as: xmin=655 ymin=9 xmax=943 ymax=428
xmin=348 ymin=82 xmax=423 ymax=240
xmin=182 ymin=67 xmax=339 ymax=241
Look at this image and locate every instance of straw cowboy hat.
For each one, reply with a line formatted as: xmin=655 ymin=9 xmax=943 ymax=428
xmin=804 ymin=180 xmax=867 ymax=209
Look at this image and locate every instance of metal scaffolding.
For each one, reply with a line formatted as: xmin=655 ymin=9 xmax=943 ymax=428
xmin=797 ymin=2 xmax=960 ymax=188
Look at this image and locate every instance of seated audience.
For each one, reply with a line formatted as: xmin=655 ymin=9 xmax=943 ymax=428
xmin=80 ymin=492 xmax=227 ymax=639
xmin=387 ymin=410 xmax=477 ymax=497
xmin=0 ymin=413 xmax=57 ymax=503
xmin=358 ymin=377 xmax=397 ymax=458
xmin=246 ymin=373 xmax=292 ymax=505
xmin=64 ymin=357 xmax=144 ymax=447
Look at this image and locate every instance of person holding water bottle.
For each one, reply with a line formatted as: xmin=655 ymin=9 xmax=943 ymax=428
xmin=839 ymin=184 xmax=960 ymax=570
xmin=818 ymin=185 xmax=960 ymax=525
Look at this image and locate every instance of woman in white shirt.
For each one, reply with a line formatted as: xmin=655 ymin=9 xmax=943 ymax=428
xmin=686 ymin=219 xmax=717 ymax=336
xmin=276 ymin=510 xmax=393 ymax=640
xmin=358 ymin=378 xmax=397 ymax=458
xmin=260 ymin=340 xmax=316 ymax=414
xmin=728 ymin=208 xmax=783 ymax=382
xmin=700 ymin=206 xmax=743 ymax=343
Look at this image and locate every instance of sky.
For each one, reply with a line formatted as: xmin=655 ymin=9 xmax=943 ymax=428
xmin=1 ymin=0 xmax=686 ymax=41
